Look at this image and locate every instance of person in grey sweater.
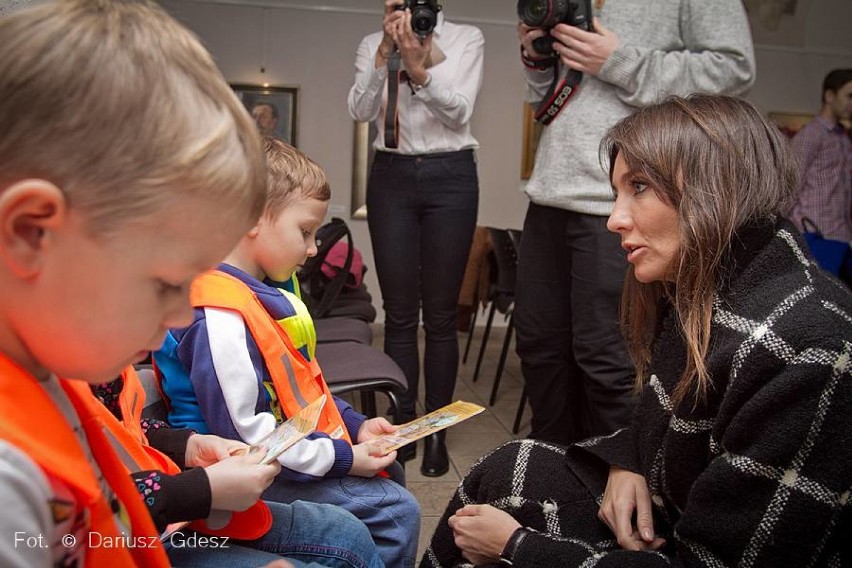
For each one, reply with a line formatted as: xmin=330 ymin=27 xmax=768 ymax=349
xmin=513 ymin=0 xmax=756 ymax=446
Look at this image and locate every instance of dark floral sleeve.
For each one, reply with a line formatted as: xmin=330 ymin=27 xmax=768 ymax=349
xmin=130 ymin=468 xmax=211 ymax=533
xmin=91 ymin=378 xmax=124 ymax=421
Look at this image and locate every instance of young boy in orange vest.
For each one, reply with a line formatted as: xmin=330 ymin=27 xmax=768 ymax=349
xmin=155 ymin=138 xmax=422 ymax=568
xmin=0 ymin=2 xmax=382 ymax=567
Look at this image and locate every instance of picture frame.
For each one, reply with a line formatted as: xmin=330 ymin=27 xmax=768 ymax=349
xmin=231 ymin=83 xmax=299 ymax=146
xmin=351 ymin=121 xmax=376 ymax=220
xmin=521 ymin=103 xmax=544 ymax=180
xmin=767 ymin=111 xmax=814 ymax=139
xmin=743 ymin=0 xmax=813 ymax=47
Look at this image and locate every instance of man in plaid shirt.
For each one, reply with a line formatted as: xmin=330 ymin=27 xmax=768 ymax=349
xmin=789 ymin=68 xmax=852 ymax=242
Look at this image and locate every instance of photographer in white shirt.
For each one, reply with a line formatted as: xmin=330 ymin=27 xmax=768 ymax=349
xmin=347 ymin=0 xmax=484 ymax=477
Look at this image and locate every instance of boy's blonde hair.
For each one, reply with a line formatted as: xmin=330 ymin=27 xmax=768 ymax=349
xmin=263 ymin=136 xmax=331 ymax=219
xmin=0 ymin=0 xmax=267 ymax=235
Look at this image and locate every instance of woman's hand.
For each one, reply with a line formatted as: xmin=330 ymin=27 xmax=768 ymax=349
xmin=349 ymin=441 xmax=397 ymax=477
xmin=517 ymin=22 xmax=549 ymax=60
xmin=377 ymin=0 xmax=405 ymax=67
xmin=551 ymin=17 xmax=619 ymax=76
xmin=599 ymin=466 xmax=666 ymax=551
xmin=205 ymin=450 xmax=281 ymax=512
xmin=392 ymin=11 xmax=432 ymax=85
xmin=357 ymin=417 xmax=397 ymax=443
xmin=448 ymin=504 xmax=521 ymax=565
xmin=185 ymin=433 xmax=250 ymax=468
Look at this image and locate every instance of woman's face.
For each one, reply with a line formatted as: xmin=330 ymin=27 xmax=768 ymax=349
xmin=606 ymin=153 xmax=681 ymax=283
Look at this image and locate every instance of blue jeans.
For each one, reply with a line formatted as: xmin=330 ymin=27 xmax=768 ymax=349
xmin=263 ymin=464 xmax=420 ymax=568
xmin=164 ymin=500 xmax=384 ymax=568
xmin=367 ymin=150 xmax=479 ymax=417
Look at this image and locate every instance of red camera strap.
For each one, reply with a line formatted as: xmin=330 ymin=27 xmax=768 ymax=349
xmin=534 ymin=65 xmax=583 ymax=125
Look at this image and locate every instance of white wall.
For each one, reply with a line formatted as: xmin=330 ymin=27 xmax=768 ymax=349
xmin=160 ymin=0 xmax=852 ymax=321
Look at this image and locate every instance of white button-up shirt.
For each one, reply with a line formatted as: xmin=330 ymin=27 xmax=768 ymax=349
xmin=347 ymin=13 xmax=484 ymax=155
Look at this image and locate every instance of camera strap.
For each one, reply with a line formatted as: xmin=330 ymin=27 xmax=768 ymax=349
xmin=384 ymin=49 xmax=403 ymax=149
xmin=534 ymin=64 xmax=583 ymax=125
xmin=520 ymin=46 xmax=556 ymax=71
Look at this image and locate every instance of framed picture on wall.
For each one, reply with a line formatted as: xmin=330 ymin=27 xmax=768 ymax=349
xmin=351 ymin=120 xmax=376 ymax=220
xmin=521 ymin=103 xmax=544 ymax=180
xmin=767 ymin=111 xmax=813 ymax=139
xmin=231 ymin=84 xmax=299 ymax=146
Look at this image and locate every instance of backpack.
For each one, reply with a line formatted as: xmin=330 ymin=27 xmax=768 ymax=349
xmin=299 ymin=218 xmax=359 ymax=319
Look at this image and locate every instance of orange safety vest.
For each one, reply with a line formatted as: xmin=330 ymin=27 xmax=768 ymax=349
xmin=0 ymin=354 xmax=169 ymax=567
xmin=116 ymin=366 xmax=272 ymax=541
xmin=116 ymin=366 xmax=180 ymax=475
xmin=191 ymin=269 xmax=352 ymax=444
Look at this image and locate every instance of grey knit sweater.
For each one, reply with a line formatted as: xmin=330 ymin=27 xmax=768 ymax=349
xmin=524 ymin=0 xmax=755 ymax=216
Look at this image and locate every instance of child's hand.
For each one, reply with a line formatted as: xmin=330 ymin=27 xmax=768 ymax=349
xmin=205 ymin=450 xmax=281 ymax=511
xmin=185 ymin=433 xmax=250 ymax=468
xmin=348 ymin=441 xmax=397 ymax=477
xmin=260 ymin=561 xmax=295 ymax=568
xmin=357 ymin=417 xmax=398 ymax=443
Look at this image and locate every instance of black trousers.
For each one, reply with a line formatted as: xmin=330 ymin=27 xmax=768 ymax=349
xmin=367 ymin=150 xmax=478 ymax=417
xmin=513 ymin=203 xmax=635 ymax=445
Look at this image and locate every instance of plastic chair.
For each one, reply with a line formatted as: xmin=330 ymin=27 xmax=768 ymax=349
xmin=471 ymin=228 xmax=515 ymax=383
xmin=486 ymin=229 xmax=520 ymax=406
xmin=462 ymin=253 xmax=497 ymax=366
xmin=314 ymin=317 xmax=373 ymax=345
xmin=315 ymin=342 xmax=406 ymax=423
xmin=461 ymin=226 xmax=495 ymax=365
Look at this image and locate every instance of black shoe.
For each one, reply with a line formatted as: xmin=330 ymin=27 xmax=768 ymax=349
xmin=396 ymin=442 xmax=417 ymax=464
xmin=420 ymin=432 xmax=449 ymax=477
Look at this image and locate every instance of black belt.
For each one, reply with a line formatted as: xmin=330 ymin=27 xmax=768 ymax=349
xmin=375 ymin=149 xmax=474 ymax=162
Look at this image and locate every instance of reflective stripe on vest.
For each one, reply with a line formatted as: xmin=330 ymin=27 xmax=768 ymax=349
xmin=191 ymin=270 xmax=352 ymax=444
xmin=0 ymin=354 xmax=169 ymax=567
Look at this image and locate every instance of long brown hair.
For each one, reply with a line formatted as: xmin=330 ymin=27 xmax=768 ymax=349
xmin=601 ymin=95 xmax=799 ymax=405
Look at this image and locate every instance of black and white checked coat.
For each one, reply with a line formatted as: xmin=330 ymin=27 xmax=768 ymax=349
xmin=422 ymin=220 xmax=851 ymax=567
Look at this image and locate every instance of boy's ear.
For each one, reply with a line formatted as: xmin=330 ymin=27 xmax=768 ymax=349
xmin=0 ymin=179 xmax=67 ymax=278
xmin=247 ymin=224 xmax=261 ymax=238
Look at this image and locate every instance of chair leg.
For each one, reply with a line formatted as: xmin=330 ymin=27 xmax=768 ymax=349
xmin=513 ymin=386 xmax=527 ymax=435
xmin=360 ymin=390 xmax=377 ymax=418
xmin=489 ymin=314 xmax=514 ymax=406
xmin=462 ymin=304 xmax=479 ymax=364
xmin=472 ymin=302 xmax=496 ymax=383
xmin=384 ymin=390 xmax=403 ymax=426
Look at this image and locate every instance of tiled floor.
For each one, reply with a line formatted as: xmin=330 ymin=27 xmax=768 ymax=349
xmin=340 ymin=321 xmax=530 ymax=560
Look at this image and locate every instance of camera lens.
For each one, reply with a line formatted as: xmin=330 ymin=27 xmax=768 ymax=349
xmin=517 ymin=0 xmax=568 ymax=29
xmin=410 ymin=5 xmax=437 ymax=37
xmin=519 ymin=0 xmax=549 ymax=26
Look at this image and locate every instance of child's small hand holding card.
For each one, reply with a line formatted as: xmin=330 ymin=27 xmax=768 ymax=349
xmin=251 ymin=394 xmax=327 ymax=465
xmin=373 ymin=400 xmax=485 ymax=455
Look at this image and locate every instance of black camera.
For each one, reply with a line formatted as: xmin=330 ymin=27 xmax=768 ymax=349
xmin=396 ymin=0 xmax=442 ymax=39
xmin=517 ymin=0 xmax=592 ymax=54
